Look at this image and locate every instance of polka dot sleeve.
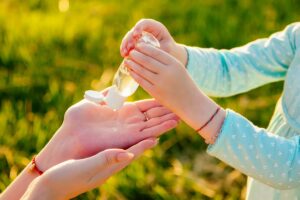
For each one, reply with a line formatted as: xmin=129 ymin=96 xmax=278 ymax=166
xmin=207 ymin=109 xmax=300 ymax=190
xmin=186 ymin=23 xmax=300 ymax=97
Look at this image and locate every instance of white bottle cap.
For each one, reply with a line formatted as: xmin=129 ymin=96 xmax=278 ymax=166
xmin=84 ymin=90 xmax=104 ymax=104
xmin=105 ymin=86 xmax=126 ymax=110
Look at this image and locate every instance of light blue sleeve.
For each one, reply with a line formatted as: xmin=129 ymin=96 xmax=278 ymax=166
xmin=207 ymin=110 xmax=300 ymax=190
xmin=186 ymin=23 xmax=300 ymax=97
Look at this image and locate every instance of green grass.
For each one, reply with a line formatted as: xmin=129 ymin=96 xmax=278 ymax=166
xmin=0 ymin=0 xmax=299 ymax=199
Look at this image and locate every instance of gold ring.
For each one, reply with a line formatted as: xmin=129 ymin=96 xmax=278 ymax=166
xmin=144 ymin=112 xmax=150 ymax=121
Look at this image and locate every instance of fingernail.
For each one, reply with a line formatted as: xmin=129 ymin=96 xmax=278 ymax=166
xmin=117 ymin=152 xmax=134 ymax=162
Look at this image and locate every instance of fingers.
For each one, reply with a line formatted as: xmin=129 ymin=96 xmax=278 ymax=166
xmin=126 ymin=138 xmax=157 ymax=159
xmin=143 ymin=113 xmax=179 ymax=129
xmin=42 ymin=148 xmax=135 ymax=192
xmin=133 ymin=19 xmax=164 ymax=41
xmin=124 ymin=59 xmax=157 ymax=83
xmin=93 ymin=138 xmax=157 ymax=167
xmin=87 ymin=138 xmax=157 ymax=186
xmin=135 ymin=43 xmax=173 ymax=65
xmin=121 ymin=19 xmax=163 ymax=57
xmin=128 ymin=69 xmax=153 ymax=92
xmin=141 ymin=119 xmax=178 ymax=138
xmin=88 ymin=149 xmax=134 ymax=172
xmin=128 ymin=49 xmax=165 ymax=74
xmin=134 ymin=99 xmax=162 ymax=112
xmin=145 ymin=106 xmax=172 ymax=118
xmin=120 ymin=28 xmax=135 ymax=57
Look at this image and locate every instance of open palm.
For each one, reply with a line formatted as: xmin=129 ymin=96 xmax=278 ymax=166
xmin=61 ymin=98 xmax=179 ymax=158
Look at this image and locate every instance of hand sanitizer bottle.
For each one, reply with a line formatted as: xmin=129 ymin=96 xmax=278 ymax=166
xmin=105 ymin=32 xmax=160 ymax=110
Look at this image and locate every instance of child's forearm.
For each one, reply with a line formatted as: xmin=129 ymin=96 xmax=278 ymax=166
xmin=168 ymin=44 xmax=227 ymax=140
xmin=180 ymin=87 xmax=226 ymax=144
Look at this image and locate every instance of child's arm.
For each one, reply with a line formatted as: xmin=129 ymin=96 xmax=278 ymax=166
xmin=186 ymin=23 xmax=300 ymax=97
xmin=121 ymin=20 xmax=299 ymax=97
xmin=125 ymin=33 xmax=300 ymax=189
xmin=207 ymin=109 xmax=300 ymax=189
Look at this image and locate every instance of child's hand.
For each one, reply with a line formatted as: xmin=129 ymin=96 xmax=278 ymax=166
xmin=120 ymin=19 xmax=187 ymax=66
xmin=125 ymin=43 xmax=216 ymax=131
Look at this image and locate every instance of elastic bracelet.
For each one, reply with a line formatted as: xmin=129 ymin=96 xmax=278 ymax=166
xmin=196 ymin=107 xmax=220 ymax=144
xmin=28 ymin=156 xmax=44 ymax=175
xmin=183 ymin=46 xmax=190 ymax=68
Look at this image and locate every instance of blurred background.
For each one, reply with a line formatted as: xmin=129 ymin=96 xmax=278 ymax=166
xmin=0 ymin=0 xmax=299 ymax=199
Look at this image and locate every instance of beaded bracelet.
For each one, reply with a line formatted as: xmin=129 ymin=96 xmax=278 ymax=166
xmin=28 ymin=156 xmax=44 ymax=175
xmin=196 ymin=107 xmax=220 ymax=144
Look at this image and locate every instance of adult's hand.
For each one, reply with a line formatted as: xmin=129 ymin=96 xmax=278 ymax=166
xmin=21 ymin=139 xmax=157 ymax=200
xmin=1 ymin=91 xmax=179 ymax=200
xmin=36 ymin=93 xmax=179 ymax=172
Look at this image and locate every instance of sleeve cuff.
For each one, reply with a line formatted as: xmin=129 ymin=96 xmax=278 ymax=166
xmin=185 ymin=46 xmax=203 ymax=75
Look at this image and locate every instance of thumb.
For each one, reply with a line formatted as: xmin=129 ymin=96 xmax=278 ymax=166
xmin=78 ymin=149 xmax=134 ymax=189
xmin=133 ymin=19 xmax=158 ymax=37
xmin=90 ymin=149 xmax=134 ymax=171
xmin=133 ymin=19 xmax=166 ymax=41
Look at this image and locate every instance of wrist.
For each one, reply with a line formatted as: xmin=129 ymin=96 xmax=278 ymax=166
xmin=199 ymin=107 xmax=226 ymax=144
xmin=35 ymin=127 xmax=75 ymax=172
xmin=185 ymin=92 xmax=218 ymax=130
xmin=182 ymin=90 xmax=226 ymax=143
xmin=171 ymin=43 xmax=188 ymax=67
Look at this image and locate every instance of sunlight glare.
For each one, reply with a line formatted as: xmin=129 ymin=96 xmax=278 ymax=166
xmin=58 ymin=0 xmax=69 ymax=12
